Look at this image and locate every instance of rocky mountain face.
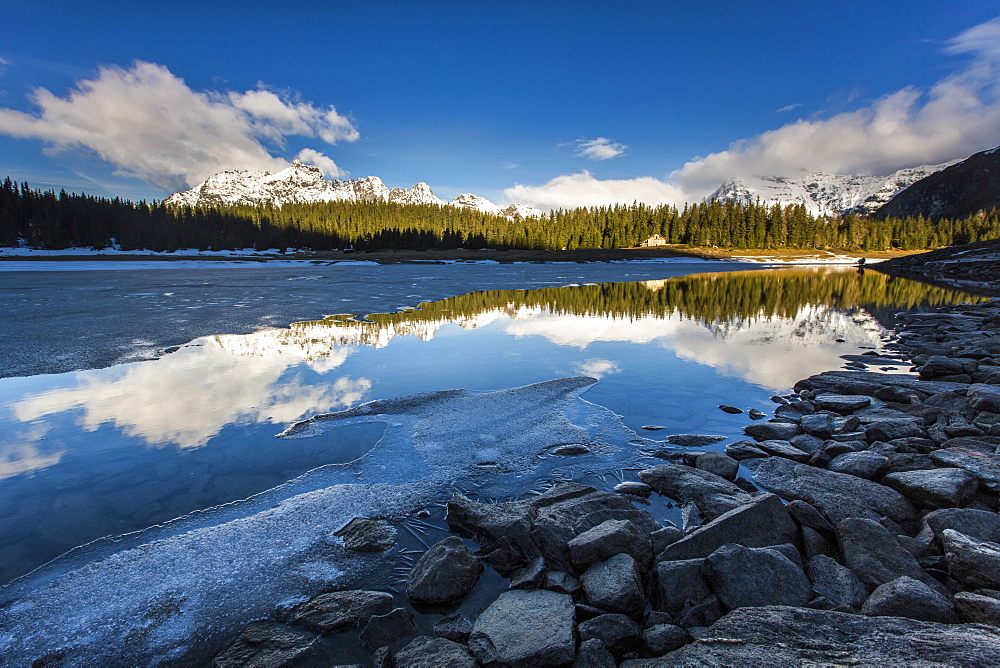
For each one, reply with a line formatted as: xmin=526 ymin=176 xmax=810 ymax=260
xmin=709 ymin=162 xmax=954 ymax=217
xmin=874 ymin=147 xmax=1000 ymax=220
xmin=164 ymin=162 xmax=543 ymax=218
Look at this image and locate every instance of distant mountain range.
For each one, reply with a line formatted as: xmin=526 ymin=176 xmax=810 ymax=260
xmin=164 ymin=161 xmax=544 ymax=218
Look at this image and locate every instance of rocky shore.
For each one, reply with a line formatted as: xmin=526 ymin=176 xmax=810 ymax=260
xmin=211 ymin=296 xmax=1000 ymax=667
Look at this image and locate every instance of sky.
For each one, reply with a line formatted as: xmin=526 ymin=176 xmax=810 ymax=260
xmin=0 ymin=1 xmax=998 ymax=209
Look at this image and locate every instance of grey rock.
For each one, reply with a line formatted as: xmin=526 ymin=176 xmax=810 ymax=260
xmin=861 ymin=576 xmax=957 ymax=623
xmin=639 ymin=463 xmax=752 ymax=520
xmin=650 ymin=525 xmax=683 ymax=554
xmin=695 ymin=452 xmax=739 ymax=481
xmin=667 ymin=434 xmax=725 ymax=447
xmin=613 ymin=481 xmax=652 ymax=497
xmin=468 ymin=589 xmax=575 ymax=666
xmin=954 ymin=591 xmax=1000 ymax=625
xmin=800 ymin=414 xmax=835 ymax=438
xmin=837 ymin=518 xmax=940 ymax=592
xmin=703 ymin=543 xmax=811 ymax=610
xmin=970 ymin=383 xmax=1000 ymax=413
xmin=552 ymin=443 xmax=590 ymax=455
xmin=719 ymin=404 xmax=744 ymax=414
xmin=674 ymin=594 xmax=723 ymax=629
xmin=544 ymin=570 xmax=581 ymax=595
xmin=725 ymin=440 xmax=768 ymax=460
xmin=446 ymin=493 xmax=536 ymax=568
xmin=941 ymin=529 xmax=1000 ymax=589
xmin=748 ymin=408 xmax=767 ymax=420
xmin=789 ymin=433 xmax=825 ymax=453
xmin=371 ymin=646 xmax=392 ymax=668
xmin=756 ymin=439 xmax=810 ymax=463
xmin=361 ymin=607 xmax=415 ymax=650
xmin=509 ymin=556 xmax=546 ymax=590
xmin=395 ymin=636 xmax=477 ymax=668
xmin=931 ymin=447 xmax=1000 ymax=491
xmin=581 ymin=553 xmax=648 ymax=616
xmin=657 ymin=493 xmax=797 ymax=561
xmin=801 ymin=526 xmax=836 ymax=559
xmin=333 ymin=517 xmax=397 ymax=553
xmin=568 ymin=519 xmax=652 ymax=571
xmin=433 ymin=614 xmax=473 ymax=643
xmin=823 ymin=440 xmax=858 ymax=457
xmin=656 ymin=605 xmax=1000 ymax=666
xmin=807 ymin=554 xmax=867 ymax=609
xmin=213 ymin=620 xmax=324 ymax=668
xmin=283 ymin=590 xmax=393 ymax=633
xmin=654 ymin=558 xmax=711 ymax=615
xmin=578 ymin=613 xmax=642 ymax=655
xmin=814 ymin=394 xmax=872 ymax=413
xmin=826 ymin=451 xmax=890 ymax=479
xmin=752 ymin=456 xmax=916 ymax=525
xmin=921 ymin=507 xmax=1000 ymax=545
xmin=406 ymin=536 xmax=482 ymax=604
xmin=784 ymin=499 xmax=834 ymax=534
xmin=883 ymin=469 xmax=979 ymax=509
xmin=642 ymin=624 xmax=688 ymax=654
xmin=744 ymin=421 xmax=801 ymax=441
xmin=865 ymin=419 xmax=926 ymax=442
xmin=572 ymin=638 xmax=615 ymax=668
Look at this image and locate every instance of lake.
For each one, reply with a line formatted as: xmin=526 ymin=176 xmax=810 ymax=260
xmin=0 ymin=260 xmax=986 ymax=665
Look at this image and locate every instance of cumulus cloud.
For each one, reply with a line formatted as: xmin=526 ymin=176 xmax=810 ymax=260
xmin=0 ymin=61 xmax=359 ymax=192
xmin=575 ymin=137 xmax=627 ymax=160
xmin=508 ymin=17 xmax=1000 ymax=211
xmin=776 ymin=103 xmax=802 ymax=113
xmin=295 ymin=148 xmax=347 ymax=178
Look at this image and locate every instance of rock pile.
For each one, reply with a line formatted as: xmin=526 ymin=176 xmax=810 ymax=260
xmin=214 ymin=299 xmax=1000 ymax=666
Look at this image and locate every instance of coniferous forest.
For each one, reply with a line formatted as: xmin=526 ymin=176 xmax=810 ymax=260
xmin=2 ymin=177 xmax=999 ymax=253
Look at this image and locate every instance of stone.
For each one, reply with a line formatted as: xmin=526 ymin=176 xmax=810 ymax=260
xmin=361 ymin=608 xmax=415 ymax=650
xmin=837 ymin=518 xmax=940 ymax=592
xmin=654 ymin=558 xmax=712 ymax=615
xmin=283 ymin=590 xmax=393 ymax=633
xmin=861 ymin=576 xmax=957 ymax=623
xmin=544 ymin=570 xmax=580 ymax=596
xmin=572 ymin=638 xmax=615 ymax=668
xmin=655 ymin=606 xmax=1000 ymax=666
xmin=694 ymin=452 xmax=739 ymax=481
xmin=674 ymin=594 xmax=723 ymax=629
xmin=433 ymin=614 xmax=473 ymax=643
xmin=638 ymin=463 xmax=752 ymax=520
xmin=509 ymin=556 xmax=546 ymax=590
xmin=755 ymin=439 xmax=810 ymax=463
xmin=719 ymin=404 xmax=744 ymax=414
xmin=725 ymin=440 xmax=768 ymax=460
xmin=613 ymin=481 xmax=652 ymax=497
xmin=657 ymin=493 xmax=797 ymax=561
xmin=801 ymin=526 xmax=835 ymax=559
xmin=826 ymin=451 xmax=890 ymax=479
xmin=568 ymin=519 xmax=652 ymax=571
xmin=790 ymin=433 xmax=826 ymax=453
xmin=883 ymin=469 xmax=979 ymax=509
xmin=784 ymin=499 xmax=834 ymax=534
xmin=213 ymin=620 xmax=325 ymax=667
xmin=650 ymin=525 xmax=683 ymax=554
xmin=578 ymin=613 xmax=643 ymax=655
xmin=941 ymin=529 xmax=1000 ymax=589
xmin=333 ymin=517 xmax=397 ymax=553
xmin=865 ymin=419 xmax=926 ymax=442
xmin=552 ymin=443 xmax=590 ymax=455
xmin=744 ymin=421 xmax=801 ymax=441
xmin=921 ymin=507 xmax=1000 ymax=545
xmin=751 ymin=457 xmax=916 ymax=526
xmin=814 ymin=394 xmax=872 ymax=413
xmin=642 ymin=624 xmax=688 ymax=654
xmin=954 ymin=591 xmax=1000 ymax=625
xmin=468 ymin=589 xmax=575 ymax=666
xmin=930 ymin=447 xmax=1000 ymax=491
xmin=748 ymin=408 xmax=766 ymax=420
xmin=395 ymin=636 xmax=477 ymax=668
xmin=446 ymin=493 xmax=536 ymax=569
xmin=406 ymin=536 xmax=483 ymax=604
xmin=667 ymin=434 xmax=725 ymax=447
xmin=703 ymin=543 xmax=811 ymax=610
xmin=800 ymin=414 xmax=836 ymax=438
xmin=371 ymin=646 xmax=391 ymax=668
xmin=970 ymin=383 xmax=1000 ymax=413
xmin=807 ymin=554 xmax=867 ymax=609
xmin=581 ymin=553 xmax=648 ymax=616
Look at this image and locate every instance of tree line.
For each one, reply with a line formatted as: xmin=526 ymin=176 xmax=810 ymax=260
xmin=2 ymin=177 xmax=998 ymax=252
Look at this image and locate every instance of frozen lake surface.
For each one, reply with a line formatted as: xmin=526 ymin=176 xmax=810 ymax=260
xmin=0 ymin=260 xmax=987 ymax=665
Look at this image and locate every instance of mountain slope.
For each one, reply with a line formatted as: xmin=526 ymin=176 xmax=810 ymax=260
xmin=873 ymin=147 xmax=1000 ymax=220
xmin=165 ymin=162 xmax=542 ymax=218
xmin=709 ymin=162 xmax=953 ymax=217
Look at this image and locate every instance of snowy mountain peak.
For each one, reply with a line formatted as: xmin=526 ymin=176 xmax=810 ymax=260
xmin=165 ymin=166 xmax=540 ymax=217
xmin=708 ymin=161 xmax=957 ymax=217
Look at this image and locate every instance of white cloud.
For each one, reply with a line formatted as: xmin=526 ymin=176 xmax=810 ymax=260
xmin=295 ymin=148 xmax=347 ymax=178
xmin=0 ymin=57 xmax=9 ymax=77
xmin=505 ymin=170 xmax=686 ymax=209
xmin=575 ymin=137 xmax=627 ymax=160
xmin=776 ymin=103 xmax=802 ymax=113
xmin=0 ymin=61 xmax=359 ymax=192
xmin=573 ymin=358 xmax=620 ymax=378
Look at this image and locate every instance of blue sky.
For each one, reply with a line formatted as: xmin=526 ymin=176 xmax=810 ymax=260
xmin=1 ymin=1 xmax=998 ymax=208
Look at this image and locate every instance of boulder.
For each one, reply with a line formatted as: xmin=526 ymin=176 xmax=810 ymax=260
xmin=641 ymin=624 xmax=688 ymax=655
xmin=752 ymin=457 xmax=916 ymax=526
xmin=468 ymin=589 xmax=576 ymax=666
xmin=213 ymin=621 xmax=324 ymax=667
xmin=433 ymin=614 xmax=473 ymax=643
xmin=639 ymin=463 xmax=753 ymax=520
xmin=406 ymin=536 xmax=483 ymax=604
xmin=572 ymin=638 xmax=616 ymax=668
xmin=695 ymin=452 xmax=739 ymax=481
xmin=552 ymin=443 xmax=590 ymax=455
xmin=361 ymin=608 xmax=416 ymax=650
xmin=806 ymin=554 xmax=868 ymax=609
xmin=790 ymin=433 xmax=826 ymax=453
xmin=395 ymin=636 xmax=477 ymax=668
xmin=656 ymin=493 xmax=797 ymax=561
xmin=941 ymin=529 xmax=1000 ymax=590
xmin=333 ymin=517 xmax=397 ymax=553
xmin=544 ymin=570 xmax=581 ymax=596
xmin=954 ymin=591 xmax=1000 ymax=625
xmin=865 ymin=419 xmax=926 ymax=442
xmin=613 ymin=481 xmax=652 ymax=497
xmin=509 ymin=556 xmax=546 ymax=590
xmin=446 ymin=493 xmax=537 ymax=568
xmin=970 ymin=383 xmax=1000 ymax=413
xmin=282 ymin=590 xmax=393 ymax=633
xmin=800 ymin=414 xmax=836 ymax=438
xmin=930 ymin=447 xmax=1000 ymax=491
xmin=650 ymin=525 xmax=683 ymax=554
xmin=654 ymin=558 xmax=712 ymax=615
xmin=667 ymin=434 xmax=725 ymax=448
xmin=837 ymin=518 xmax=940 ymax=592
xmin=581 ymin=553 xmax=648 ymax=616
xmin=725 ymin=440 xmax=768 ymax=460
xmin=861 ymin=576 xmax=957 ymax=623
xmin=578 ymin=613 xmax=643 ymax=655
xmin=883 ymin=469 xmax=979 ymax=509
xmin=814 ymin=394 xmax=872 ymax=413
xmin=744 ymin=421 xmax=802 ymax=441
xmin=756 ymin=439 xmax=810 ymax=463
xmin=784 ymin=500 xmax=834 ymax=534
xmin=654 ymin=606 xmax=1000 ymax=665
xmin=568 ymin=519 xmax=652 ymax=572
xmin=703 ymin=544 xmax=811 ymax=610
xmin=826 ymin=451 xmax=890 ymax=480
xmin=921 ymin=507 xmax=1000 ymax=545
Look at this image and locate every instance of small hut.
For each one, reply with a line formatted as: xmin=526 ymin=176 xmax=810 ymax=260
xmin=639 ymin=234 xmax=667 ymax=247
